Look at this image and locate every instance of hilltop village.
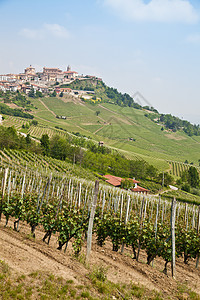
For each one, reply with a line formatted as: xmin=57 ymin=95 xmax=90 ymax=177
xmin=0 ymin=65 xmax=101 ymax=97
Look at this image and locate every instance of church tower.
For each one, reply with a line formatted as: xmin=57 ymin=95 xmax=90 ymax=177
xmin=67 ymin=65 xmax=71 ymax=72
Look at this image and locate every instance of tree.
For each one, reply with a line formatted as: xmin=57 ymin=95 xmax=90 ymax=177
xmin=181 ymin=166 xmax=200 ymax=188
xmin=51 ymin=90 xmax=57 ymax=97
xmin=181 ymin=183 xmax=190 ymax=193
xmin=59 ymin=92 xmax=63 ymax=97
xmin=25 ymin=133 xmax=31 ymax=144
xmin=35 ymin=90 xmax=43 ymax=98
xmin=121 ymin=178 xmax=133 ymax=190
xmin=96 ymin=110 xmax=100 ymax=116
xmin=40 ymin=134 xmax=50 ymax=156
xmin=28 ymin=88 xmax=35 ymax=98
xmin=157 ymin=172 xmax=173 ymax=187
xmin=188 ymin=166 xmax=199 ymax=188
xmin=50 ymin=135 xmax=69 ymax=160
xmin=31 ymin=120 xmax=38 ymax=126
xmin=147 ymin=165 xmax=158 ymax=179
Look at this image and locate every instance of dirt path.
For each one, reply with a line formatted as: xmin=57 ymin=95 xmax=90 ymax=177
xmin=0 ymin=217 xmax=200 ymax=299
xmin=94 ymin=124 xmax=108 ymax=134
xmin=38 ymin=99 xmax=57 ymax=117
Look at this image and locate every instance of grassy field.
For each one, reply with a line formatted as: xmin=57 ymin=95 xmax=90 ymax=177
xmin=2 ymin=95 xmax=200 ymax=172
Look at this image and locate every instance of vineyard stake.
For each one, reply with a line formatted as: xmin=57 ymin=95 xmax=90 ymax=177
xmin=119 ymin=194 xmax=124 ymax=223
xmin=136 ymin=197 xmax=145 ymax=262
xmin=121 ymin=195 xmax=130 ymax=253
xmin=0 ymin=168 xmax=9 ymax=221
xmin=86 ymin=180 xmax=99 ymax=263
xmin=171 ymin=197 xmax=176 ymax=279
xmin=196 ymin=206 xmax=200 ymax=269
xmin=78 ymin=182 xmax=81 ymax=208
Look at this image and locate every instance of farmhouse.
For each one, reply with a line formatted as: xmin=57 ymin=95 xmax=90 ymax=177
xmin=104 ymin=174 xmax=149 ymax=194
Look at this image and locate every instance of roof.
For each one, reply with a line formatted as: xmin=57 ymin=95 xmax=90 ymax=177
xmin=128 ymin=178 xmax=140 ymax=184
xmin=131 ymin=186 xmax=150 ymax=193
xmin=64 ymin=71 xmax=78 ymax=74
xmin=104 ymin=175 xmax=140 ymax=187
xmin=104 ymin=175 xmax=122 ymax=186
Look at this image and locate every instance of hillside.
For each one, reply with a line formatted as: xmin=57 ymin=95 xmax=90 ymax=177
xmin=0 ymin=135 xmax=200 ymax=299
xmin=1 ymin=217 xmax=200 ymax=300
xmin=2 ymin=93 xmax=200 ymax=170
xmin=1 ymin=82 xmax=200 ymax=173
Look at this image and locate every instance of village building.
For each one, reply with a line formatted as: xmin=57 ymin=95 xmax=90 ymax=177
xmin=5 ymin=74 xmax=17 ymax=82
xmin=99 ymin=141 xmax=104 ymax=147
xmin=0 ymin=75 xmax=9 ymax=81
xmin=63 ymin=65 xmax=78 ymax=80
xmin=104 ymin=174 xmax=150 ymax=194
xmin=43 ymin=67 xmax=62 ymax=76
xmin=25 ymin=65 xmax=36 ymax=76
xmin=55 ymin=87 xmax=72 ymax=94
xmin=41 ymin=67 xmax=63 ymax=82
xmin=0 ymin=64 xmax=90 ymax=93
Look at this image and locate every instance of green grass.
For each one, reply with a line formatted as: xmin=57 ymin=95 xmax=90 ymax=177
xmin=2 ymin=95 xmax=200 ymax=172
xmin=0 ymin=262 xmax=165 ymax=300
xmin=161 ymin=189 xmax=200 ymax=205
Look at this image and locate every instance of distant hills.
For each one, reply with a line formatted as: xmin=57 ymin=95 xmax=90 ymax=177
xmin=1 ymin=78 xmax=200 ymax=173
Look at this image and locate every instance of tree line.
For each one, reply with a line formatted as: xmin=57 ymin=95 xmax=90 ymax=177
xmin=40 ymin=133 xmax=173 ymax=188
xmin=0 ymin=103 xmax=33 ymax=119
xmin=0 ymin=125 xmax=173 ymax=191
xmin=145 ymin=113 xmax=200 ymax=137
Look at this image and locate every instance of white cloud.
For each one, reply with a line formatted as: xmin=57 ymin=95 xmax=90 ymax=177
xmin=186 ymin=33 xmax=200 ymax=44
xmin=103 ymin=0 xmax=199 ymax=23
xmin=19 ymin=23 xmax=69 ymax=39
xmin=43 ymin=24 xmax=69 ymax=38
xmin=19 ymin=28 xmax=43 ymax=39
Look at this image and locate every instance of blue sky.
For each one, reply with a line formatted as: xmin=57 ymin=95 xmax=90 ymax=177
xmin=0 ymin=0 xmax=200 ymax=123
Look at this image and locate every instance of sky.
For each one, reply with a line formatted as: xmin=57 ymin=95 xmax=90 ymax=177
xmin=0 ymin=0 xmax=200 ymax=124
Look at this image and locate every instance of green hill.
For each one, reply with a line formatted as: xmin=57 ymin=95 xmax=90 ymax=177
xmin=1 ymin=84 xmax=200 ymax=172
xmin=25 ymin=96 xmax=200 ymax=169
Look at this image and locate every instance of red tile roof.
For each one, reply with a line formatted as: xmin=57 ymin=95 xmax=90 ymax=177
xmin=104 ymin=174 xmax=122 ymax=187
xmin=128 ymin=178 xmax=140 ymax=184
xmin=64 ymin=71 xmax=78 ymax=74
xmin=104 ymin=175 xmax=140 ymax=187
xmin=131 ymin=186 xmax=150 ymax=193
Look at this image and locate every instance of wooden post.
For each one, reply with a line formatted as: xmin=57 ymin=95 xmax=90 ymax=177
xmin=21 ymin=174 xmax=26 ymax=199
xmin=136 ymin=197 xmax=145 ymax=261
xmin=101 ymin=191 xmax=106 ymax=218
xmin=171 ymin=198 xmax=176 ymax=279
xmin=46 ymin=173 xmax=52 ymax=204
xmin=2 ymin=168 xmax=9 ymax=198
xmin=143 ymin=199 xmax=147 ymax=221
xmin=196 ymin=206 xmax=200 ymax=269
xmin=184 ymin=203 xmax=188 ymax=224
xmin=7 ymin=172 xmax=12 ymax=203
xmin=121 ymin=195 xmax=130 ymax=253
xmin=192 ymin=206 xmax=195 ymax=229
xmin=78 ymin=182 xmax=81 ymax=208
xmin=0 ymin=168 xmax=9 ymax=221
xmin=119 ymin=194 xmax=124 ymax=223
xmin=86 ymin=180 xmax=99 ymax=263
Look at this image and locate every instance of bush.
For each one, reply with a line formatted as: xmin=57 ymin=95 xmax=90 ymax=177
xmin=181 ymin=183 xmax=190 ymax=193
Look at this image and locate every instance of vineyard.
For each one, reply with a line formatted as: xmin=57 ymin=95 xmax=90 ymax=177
xmin=168 ymin=161 xmax=194 ymax=177
xmin=0 ymin=160 xmax=200 ymax=282
xmin=3 ymin=115 xmax=70 ymax=140
xmin=0 ymin=149 xmax=98 ymax=182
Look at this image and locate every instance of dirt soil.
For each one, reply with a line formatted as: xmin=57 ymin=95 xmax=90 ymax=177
xmin=0 ymin=216 xmax=200 ymax=299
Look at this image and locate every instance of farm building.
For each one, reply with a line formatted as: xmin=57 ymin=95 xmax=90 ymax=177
xmin=104 ymin=174 xmax=149 ymax=194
